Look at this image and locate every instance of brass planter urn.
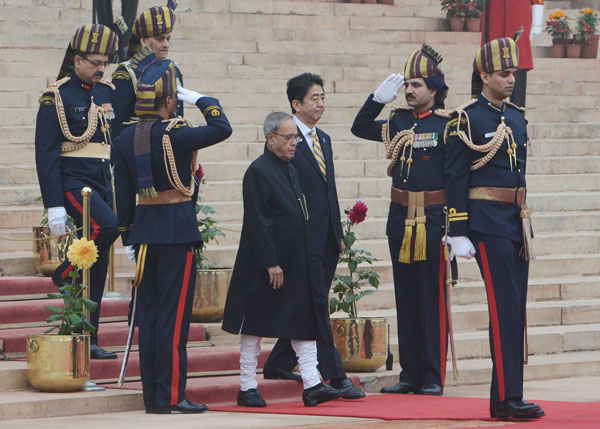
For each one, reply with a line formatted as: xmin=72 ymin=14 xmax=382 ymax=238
xmin=33 ymin=226 xmax=72 ymax=276
xmin=26 ymin=333 xmax=90 ymax=392
xmin=331 ymin=317 xmax=387 ymax=372
xmin=192 ymin=268 xmax=232 ymax=322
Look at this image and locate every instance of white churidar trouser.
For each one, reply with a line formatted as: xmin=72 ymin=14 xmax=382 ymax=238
xmin=239 ymin=335 xmax=321 ymax=391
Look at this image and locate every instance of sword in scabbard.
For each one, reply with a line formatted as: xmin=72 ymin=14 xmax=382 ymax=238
xmin=118 ymin=284 xmax=137 ymax=386
xmin=443 ymin=206 xmax=459 ymax=381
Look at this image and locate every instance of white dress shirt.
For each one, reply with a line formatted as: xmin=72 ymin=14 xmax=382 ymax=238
xmin=293 ymin=116 xmax=316 ymax=152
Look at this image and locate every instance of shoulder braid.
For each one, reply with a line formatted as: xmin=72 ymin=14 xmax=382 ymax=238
xmin=161 ymin=117 xmax=197 ymax=196
xmin=99 ymin=79 xmax=115 ymax=90
xmin=505 ymin=100 xmax=525 ymax=113
xmin=381 ymin=109 xmax=417 ymax=177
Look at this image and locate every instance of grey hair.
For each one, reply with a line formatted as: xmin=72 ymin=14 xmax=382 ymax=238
xmin=263 ymin=111 xmax=294 ymax=140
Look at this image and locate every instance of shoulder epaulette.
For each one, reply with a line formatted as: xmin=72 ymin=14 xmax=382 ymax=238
xmin=41 ymin=76 xmax=70 ymax=96
xmin=112 ymin=70 xmax=131 ymax=80
xmin=454 ymin=98 xmax=478 ymax=112
xmin=163 ymin=117 xmax=191 ymax=131
xmin=99 ymin=79 xmax=116 ymax=90
xmin=434 ymin=109 xmax=451 ymax=118
xmin=505 ymin=100 xmax=525 ymax=112
xmin=39 ymin=95 xmax=55 ymax=105
xmin=393 ymin=104 xmax=413 ymax=112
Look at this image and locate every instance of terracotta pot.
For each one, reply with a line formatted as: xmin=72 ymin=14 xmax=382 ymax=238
xmin=580 ymin=34 xmax=599 ymax=59
xmin=378 ymin=0 xmax=394 ymax=4
xmin=349 ymin=0 xmax=362 ymax=3
xmin=449 ymin=17 xmax=465 ymax=32
xmin=331 ymin=317 xmax=388 ymax=372
xmin=551 ymin=43 xmax=566 ymax=58
xmin=465 ymin=17 xmax=481 ymax=32
xmin=363 ymin=0 xmax=377 ymax=3
xmin=566 ymin=43 xmax=582 ymax=58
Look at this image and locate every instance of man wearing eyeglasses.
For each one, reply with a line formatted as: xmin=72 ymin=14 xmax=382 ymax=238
xmin=262 ymin=73 xmax=365 ymax=400
xmin=111 ymin=3 xmax=184 ymax=140
xmin=35 ymin=24 xmax=121 ymax=360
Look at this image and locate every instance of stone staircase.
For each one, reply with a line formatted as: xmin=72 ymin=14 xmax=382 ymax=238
xmin=1 ymin=0 xmax=600 ymax=420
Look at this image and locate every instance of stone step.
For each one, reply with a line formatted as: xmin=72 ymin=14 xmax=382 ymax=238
xmin=353 ymin=298 xmax=600 ymax=337
xmin=361 ymin=350 xmax=600 ymax=390
xmin=0 ymin=361 xmax=28 ymax=392
xmin=359 ymin=275 xmax=600 ymax=310
xmin=381 ymin=323 xmax=600 ymax=362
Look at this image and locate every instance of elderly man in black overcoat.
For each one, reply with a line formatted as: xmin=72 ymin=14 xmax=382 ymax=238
xmin=222 ymin=112 xmax=350 ymax=408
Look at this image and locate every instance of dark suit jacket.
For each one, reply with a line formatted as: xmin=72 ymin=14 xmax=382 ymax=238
xmin=291 ymin=126 xmax=343 ymax=256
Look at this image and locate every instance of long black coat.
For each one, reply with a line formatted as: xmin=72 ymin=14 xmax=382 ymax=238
xmin=222 ymin=148 xmax=319 ymax=340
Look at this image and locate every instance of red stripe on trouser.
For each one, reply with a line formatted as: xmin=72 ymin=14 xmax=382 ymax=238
xmin=478 ymin=241 xmax=506 ymax=401
xmin=170 ymin=251 xmax=194 ymax=405
xmin=438 ymin=242 xmax=447 ymax=386
xmin=64 ymin=191 xmax=101 ymax=240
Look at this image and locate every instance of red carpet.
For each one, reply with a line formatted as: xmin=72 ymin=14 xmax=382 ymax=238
xmin=212 ymin=394 xmax=600 ymax=427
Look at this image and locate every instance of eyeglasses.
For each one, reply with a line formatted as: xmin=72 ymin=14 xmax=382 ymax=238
xmin=271 ymin=131 xmax=300 ymax=142
xmin=80 ymin=54 xmax=109 ymax=68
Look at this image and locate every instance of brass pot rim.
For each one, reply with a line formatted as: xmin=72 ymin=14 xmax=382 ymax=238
xmin=197 ymin=267 xmax=233 ymax=272
xmin=26 ymin=333 xmax=90 ymax=339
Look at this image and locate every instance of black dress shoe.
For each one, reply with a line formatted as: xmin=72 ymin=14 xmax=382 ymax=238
xmin=417 ymin=384 xmax=443 ymax=396
xmin=237 ymin=388 xmax=267 ymax=407
xmin=262 ymin=365 xmax=302 ymax=382
xmin=145 ymin=406 xmax=155 ymax=414
xmin=491 ymin=398 xmax=544 ymax=419
xmin=380 ymin=381 xmax=419 ymax=394
xmin=90 ymin=344 xmax=117 ymax=360
xmin=303 ymin=382 xmax=351 ymax=407
xmin=155 ymin=398 xmax=208 ymax=414
xmin=330 ymin=378 xmax=366 ymax=399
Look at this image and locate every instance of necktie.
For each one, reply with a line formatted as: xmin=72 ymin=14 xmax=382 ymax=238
xmin=310 ymin=130 xmax=327 ymax=180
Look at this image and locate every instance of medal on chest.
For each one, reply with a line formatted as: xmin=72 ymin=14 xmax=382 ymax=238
xmin=413 ymin=132 xmax=438 ymax=149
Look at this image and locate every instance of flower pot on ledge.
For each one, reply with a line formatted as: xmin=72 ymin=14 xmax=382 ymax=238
xmin=465 ymin=17 xmax=481 ymax=32
xmin=331 ymin=317 xmax=387 ymax=372
xmin=566 ymin=42 xmax=582 ymax=58
xmin=449 ymin=17 xmax=464 ymax=32
xmin=580 ymin=34 xmax=599 ymax=59
xmin=192 ymin=268 xmax=232 ymax=322
xmin=551 ymin=39 xmax=567 ymax=58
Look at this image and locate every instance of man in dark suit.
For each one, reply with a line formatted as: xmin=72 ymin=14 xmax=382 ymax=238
xmin=263 ymin=73 xmax=365 ymax=399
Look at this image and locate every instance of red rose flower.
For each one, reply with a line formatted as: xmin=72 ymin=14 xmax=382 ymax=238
xmin=196 ymin=163 xmax=205 ymax=182
xmin=349 ymin=200 xmax=368 ymax=225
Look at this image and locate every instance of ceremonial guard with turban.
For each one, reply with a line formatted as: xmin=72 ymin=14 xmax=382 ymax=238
xmin=444 ymin=37 xmax=544 ymax=419
xmin=35 ymin=24 xmax=121 ymax=360
xmin=351 ymin=44 xmax=452 ymax=397
xmin=113 ymin=59 xmax=232 ymax=413
xmin=111 ymin=1 xmax=183 ymax=139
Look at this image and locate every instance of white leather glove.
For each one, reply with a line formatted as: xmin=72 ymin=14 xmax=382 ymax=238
xmin=373 ymin=73 xmax=405 ymax=104
xmin=530 ymin=4 xmax=544 ymax=40
xmin=125 ymin=245 xmax=136 ymax=261
xmin=47 ymin=207 xmax=67 ymax=236
xmin=177 ymin=85 xmax=205 ymax=105
xmin=446 ymin=236 xmax=476 ymax=260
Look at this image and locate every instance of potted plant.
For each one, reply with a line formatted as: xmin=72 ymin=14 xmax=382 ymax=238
xmin=26 ymin=238 xmax=98 ymax=392
xmin=441 ymin=0 xmax=468 ymax=32
xmin=465 ymin=1 xmax=483 ymax=32
xmin=329 ymin=201 xmax=386 ymax=372
xmin=577 ymin=8 xmax=598 ymax=59
xmin=32 ymin=207 xmax=74 ymax=276
xmin=546 ymin=10 xmax=571 ymax=58
xmin=192 ymin=164 xmax=232 ymax=323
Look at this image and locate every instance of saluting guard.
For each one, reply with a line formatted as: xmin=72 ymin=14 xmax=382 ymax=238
xmin=35 ymin=24 xmax=121 ymax=360
xmin=444 ymin=37 xmax=544 ymax=420
xmin=351 ymin=44 xmax=452 ymax=396
xmin=111 ymin=2 xmax=183 ymax=139
xmin=113 ymin=59 xmax=231 ymax=414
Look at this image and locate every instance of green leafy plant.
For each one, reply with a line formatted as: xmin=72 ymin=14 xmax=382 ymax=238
xmin=329 ymin=201 xmax=380 ymax=318
xmin=441 ymin=0 xmax=480 ymax=19
xmin=546 ymin=10 xmax=572 ymax=40
xmin=44 ymin=238 xmax=98 ymax=335
xmin=576 ymin=8 xmax=598 ymax=43
xmin=195 ymin=164 xmax=225 ymax=270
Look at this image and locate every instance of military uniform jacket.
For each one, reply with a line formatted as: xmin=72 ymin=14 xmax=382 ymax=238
xmin=222 ymin=148 xmax=319 ymax=341
xmin=114 ymin=97 xmax=232 ymax=246
xmin=444 ymin=93 xmax=529 ymax=242
xmin=35 ymin=73 xmax=115 ymax=208
xmin=111 ymin=62 xmax=184 ymax=139
xmin=351 ymin=94 xmax=450 ymax=242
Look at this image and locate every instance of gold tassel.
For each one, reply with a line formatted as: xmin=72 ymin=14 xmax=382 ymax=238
xmin=519 ymin=206 xmax=536 ymax=260
xmin=399 ymin=219 xmax=415 ymax=264
xmin=139 ymin=186 xmax=158 ymax=199
xmin=413 ymin=216 xmax=427 ymax=261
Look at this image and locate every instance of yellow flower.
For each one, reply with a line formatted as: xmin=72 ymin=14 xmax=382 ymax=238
xmin=555 ymin=10 xmax=565 ymax=18
xmin=66 ymin=238 xmax=98 ymax=270
xmin=582 ymin=8 xmax=594 ymax=14
xmin=549 ymin=12 xmax=556 ymax=19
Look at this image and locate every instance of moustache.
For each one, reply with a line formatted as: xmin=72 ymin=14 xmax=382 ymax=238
xmin=93 ymin=71 xmax=104 ymax=78
xmin=405 ymin=95 xmax=416 ymax=100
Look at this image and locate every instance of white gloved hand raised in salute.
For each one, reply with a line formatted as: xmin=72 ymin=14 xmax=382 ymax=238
xmin=177 ymin=85 xmax=206 ymax=105
xmin=373 ymin=73 xmax=405 ymax=104
xmin=47 ymin=206 xmax=67 ymax=236
xmin=530 ymin=4 xmax=544 ymax=39
xmin=445 ymin=236 xmax=476 ymax=260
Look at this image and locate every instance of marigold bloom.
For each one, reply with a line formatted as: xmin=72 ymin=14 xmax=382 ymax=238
xmin=67 ymin=238 xmax=98 ymax=270
xmin=555 ymin=10 xmax=565 ymax=18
